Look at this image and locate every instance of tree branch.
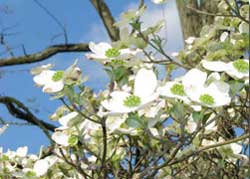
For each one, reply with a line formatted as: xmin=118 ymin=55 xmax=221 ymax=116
xmin=0 ymin=43 xmax=90 ymax=67
xmin=90 ymin=0 xmax=120 ymax=41
xmin=0 ymin=96 xmax=56 ymax=132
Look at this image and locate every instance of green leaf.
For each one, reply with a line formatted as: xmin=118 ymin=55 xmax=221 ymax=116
xmin=26 ymin=171 xmax=36 ymax=178
xmin=68 ymin=135 xmax=78 ymax=146
xmin=192 ymin=112 xmax=204 ymax=122
xmin=170 ymin=102 xmax=185 ymax=120
xmin=126 ymin=114 xmax=143 ymax=128
xmin=229 ymin=81 xmax=244 ymax=96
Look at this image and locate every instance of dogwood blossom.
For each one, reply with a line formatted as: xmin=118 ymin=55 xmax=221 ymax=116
xmin=51 ymin=131 xmax=70 ymax=147
xmin=57 ymin=111 xmax=78 ymax=130
xmin=201 ymin=59 xmax=249 ymax=80
xmin=33 ymin=156 xmax=57 ymax=177
xmin=182 ymin=69 xmax=231 ymax=107
xmin=101 ymin=68 xmax=158 ymax=114
xmin=157 ymin=81 xmax=189 ymax=103
xmin=151 ymin=0 xmax=167 ymax=4
xmin=16 ymin=146 xmax=28 ymax=158
xmin=33 ymin=70 xmax=64 ymax=93
xmin=86 ymin=42 xmax=141 ymax=63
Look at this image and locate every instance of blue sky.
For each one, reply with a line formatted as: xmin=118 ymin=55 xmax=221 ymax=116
xmin=0 ymin=0 xmax=183 ymax=154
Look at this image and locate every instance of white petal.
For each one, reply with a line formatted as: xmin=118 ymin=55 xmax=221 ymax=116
xmin=185 ymin=37 xmax=196 ymax=44
xmin=33 ymin=159 xmax=50 ymax=176
xmin=182 ymin=68 xmax=207 ymax=87
xmin=182 ymin=69 xmax=207 ymax=100
xmin=44 ymin=155 xmax=58 ymax=166
xmin=89 ymin=42 xmax=111 ymax=55
xmin=207 ymin=72 xmax=221 ymax=82
xmin=208 ymin=80 xmax=230 ymax=94
xmin=33 ymin=70 xmax=55 ymax=86
xmin=230 ymin=143 xmax=242 ymax=154
xmin=171 ymin=52 xmax=179 ymax=57
xmin=239 ymin=22 xmax=249 ymax=34
xmin=226 ymin=60 xmax=249 ymax=79
xmin=220 ymin=32 xmax=228 ymax=42
xmin=42 ymin=80 xmax=64 ymax=93
xmin=149 ymin=128 xmax=160 ymax=137
xmin=58 ymin=112 xmax=78 ymax=127
xmin=101 ymin=91 xmax=132 ymax=114
xmin=206 ymin=81 xmax=231 ymax=106
xmin=51 ymin=131 xmax=69 ymax=146
xmin=119 ymin=48 xmax=141 ymax=59
xmin=157 ymin=82 xmax=189 ymax=102
xmin=186 ymin=116 xmax=197 ymax=133
xmin=134 ymin=68 xmax=157 ymax=99
xmin=201 ymin=60 xmax=228 ymax=72
xmin=106 ymin=115 xmax=127 ymax=132
xmin=16 ymin=146 xmax=28 ymax=157
xmin=151 ymin=0 xmax=167 ymax=4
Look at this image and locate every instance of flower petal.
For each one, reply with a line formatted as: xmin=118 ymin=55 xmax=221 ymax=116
xmin=201 ymin=60 xmax=228 ymax=72
xmin=51 ymin=131 xmax=69 ymax=146
xmin=33 ymin=70 xmax=55 ymax=86
xmin=42 ymin=80 xmax=64 ymax=93
xmin=33 ymin=159 xmax=50 ymax=176
xmin=134 ymin=68 xmax=157 ymax=99
xmin=58 ymin=111 xmax=78 ymax=128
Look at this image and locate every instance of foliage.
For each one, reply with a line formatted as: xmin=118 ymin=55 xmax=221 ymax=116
xmin=0 ymin=0 xmax=249 ymax=178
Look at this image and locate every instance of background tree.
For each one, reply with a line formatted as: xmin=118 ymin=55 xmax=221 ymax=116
xmin=0 ymin=0 xmax=249 ymax=178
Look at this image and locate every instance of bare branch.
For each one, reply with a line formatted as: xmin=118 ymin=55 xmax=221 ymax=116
xmin=33 ymin=0 xmax=68 ymax=44
xmin=0 ymin=43 xmax=89 ymax=67
xmin=0 ymin=96 xmax=56 ymax=132
xmin=90 ymin=0 xmax=120 ymax=41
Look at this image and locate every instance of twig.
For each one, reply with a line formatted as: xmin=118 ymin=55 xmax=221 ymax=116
xmin=33 ymin=0 xmax=68 ymax=44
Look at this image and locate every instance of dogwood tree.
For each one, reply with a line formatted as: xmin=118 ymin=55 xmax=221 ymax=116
xmin=0 ymin=0 xmax=249 ymax=178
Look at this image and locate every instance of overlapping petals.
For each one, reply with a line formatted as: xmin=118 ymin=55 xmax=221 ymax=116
xmin=101 ymin=68 xmax=158 ymax=115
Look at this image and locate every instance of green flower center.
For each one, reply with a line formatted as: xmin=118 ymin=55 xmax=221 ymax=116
xmin=233 ymin=59 xmax=248 ymax=73
xmin=111 ymin=59 xmax=125 ymax=66
xmin=105 ymin=48 xmax=120 ymax=58
xmin=199 ymin=94 xmax=215 ymax=105
xmin=170 ymin=84 xmax=185 ymax=96
xmin=52 ymin=71 xmax=64 ymax=82
xmin=123 ymin=95 xmax=141 ymax=107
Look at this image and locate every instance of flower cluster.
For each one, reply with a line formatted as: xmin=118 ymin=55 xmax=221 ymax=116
xmin=1 ymin=0 xmax=249 ymax=178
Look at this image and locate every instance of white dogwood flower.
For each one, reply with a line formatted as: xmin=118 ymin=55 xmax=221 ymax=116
xmin=157 ymin=81 xmax=189 ymax=103
xmin=151 ymin=0 xmax=167 ymax=4
xmin=86 ymin=42 xmax=141 ymax=62
xmin=191 ymin=81 xmax=231 ymax=107
xmin=201 ymin=60 xmax=228 ymax=72
xmin=33 ymin=156 xmax=57 ymax=177
xmin=106 ymin=115 xmax=127 ymax=132
xmin=201 ymin=59 xmax=249 ymax=79
xmin=51 ymin=131 xmax=69 ymax=147
xmin=182 ymin=69 xmax=231 ymax=107
xmin=226 ymin=59 xmax=249 ymax=79
xmin=16 ymin=146 xmax=28 ymax=157
xmin=182 ymin=68 xmax=207 ymax=100
xmin=185 ymin=37 xmax=196 ymax=44
xmin=33 ymin=159 xmax=50 ymax=176
xmin=230 ymin=143 xmax=242 ymax=155
xmin=101 ymin=68 xmax=158 ymax=115
xmin=57 ymin=111 xmax=78 ymax=130
xmin=33 ymin=70 xmax=64 ymax=93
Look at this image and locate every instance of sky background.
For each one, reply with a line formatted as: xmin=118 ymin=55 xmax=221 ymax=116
xmin=0 ymin=0 xmax=184 ymax=154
